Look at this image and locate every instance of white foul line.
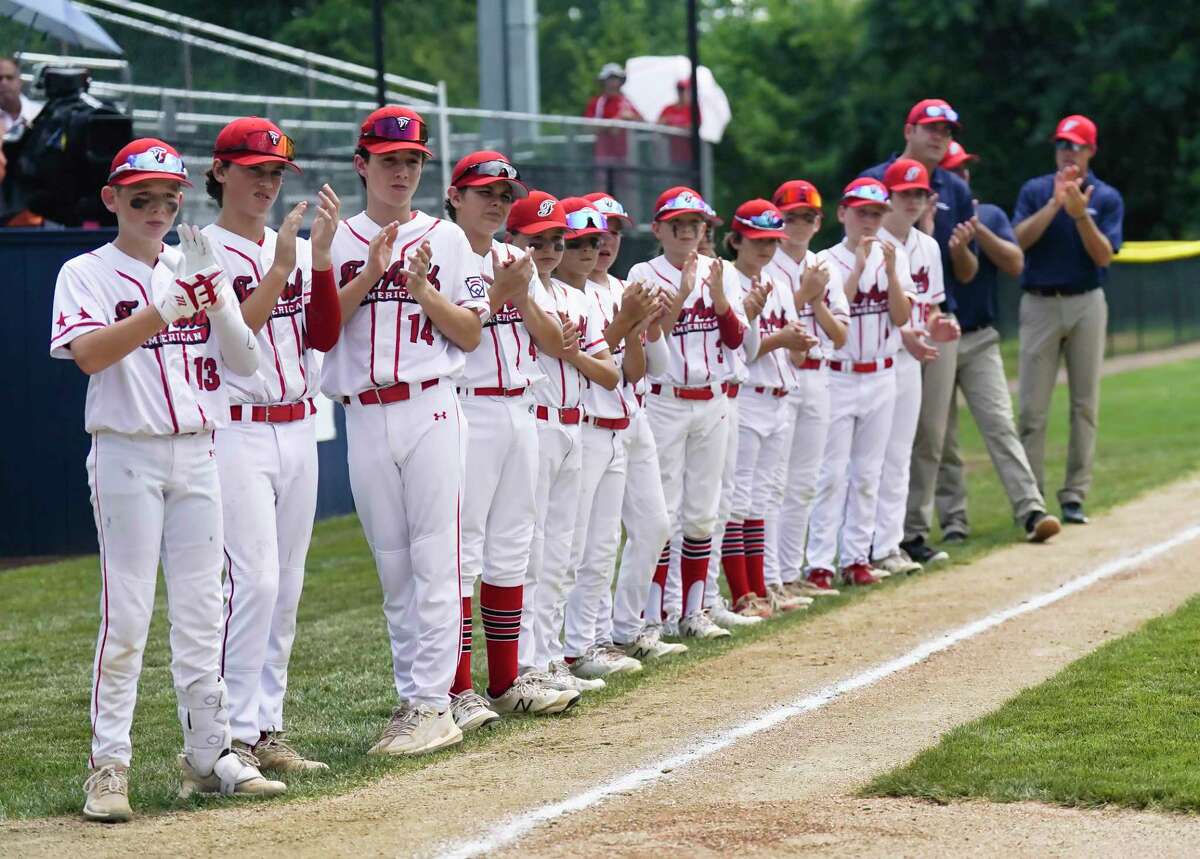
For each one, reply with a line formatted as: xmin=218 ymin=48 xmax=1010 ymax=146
xmin=432 ymin=524 xmax=1200 ymax=859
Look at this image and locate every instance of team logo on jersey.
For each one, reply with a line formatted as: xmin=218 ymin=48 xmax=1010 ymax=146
xmin=849 ymin=283 xmax=889 ymax=314
xmin=116 ymin=299 xmax=211 ymax=346
xmin=912 ymin=267 xmax=930 ymax=294
xmin=465 ymin=276 xmax=486 ymax=299
xmin=536 ymin=199 xmax=556 ymax=218
xmin=673 ymin=296 xmax=719 ymax=335
xmin=232 ymin=269 xmax=303 ymax=319
xmin=905 ymin=165 xmax=921 ymax=182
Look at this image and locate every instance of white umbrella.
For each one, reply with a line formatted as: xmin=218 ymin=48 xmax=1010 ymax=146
xmin=3 ymin=0 xmax=123 ymax=55
xmin=621 ymin=55 xmax=731 ymax=144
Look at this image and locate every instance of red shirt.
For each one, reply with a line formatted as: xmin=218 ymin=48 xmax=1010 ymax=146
xmin=584 ymin=94 xmax=643 ymax=158
xmin=657 ymin=103 xmax=698 ymax=162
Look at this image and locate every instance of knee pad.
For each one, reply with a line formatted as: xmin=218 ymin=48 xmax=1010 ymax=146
xmin=179 ymin=676 xmax=231 ymax=775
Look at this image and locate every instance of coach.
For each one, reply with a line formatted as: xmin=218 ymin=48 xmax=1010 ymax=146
xmin=862 ymin=98 xmax=978 ymax=565
xmin=1012 ymin=114 xmax=1124 ymax=525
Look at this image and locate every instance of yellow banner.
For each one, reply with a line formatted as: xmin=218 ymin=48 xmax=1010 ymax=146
xmin=1114 ymin=241 xmax=1200 ymax=264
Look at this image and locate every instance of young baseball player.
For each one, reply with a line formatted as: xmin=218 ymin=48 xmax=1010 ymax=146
xmin=581 ymin=193 xmax=680 ymax=660
xmin=627 ymin=186 xmax=748 ymax=640
xmin=202 ymin=117 xmax=340 ymax=775
xmin=53 ymin=138 xmax=280 ymax=822
xmin=322 ymin=106 xmax=489 ymax=757
xmin=443 ymin=153 xmax=577 ymax=730
xmin=721 ymin=199 xmax=818 ymax=616
xmin=504 ymin=194 xmax=622 ymax=683
xmin=805 ymin=177 xmax=913 ymax=589
xmin=872 ymin=159 xmax=961 ymax=575
xmin=765 ymin=180 xmax=849 ymax=599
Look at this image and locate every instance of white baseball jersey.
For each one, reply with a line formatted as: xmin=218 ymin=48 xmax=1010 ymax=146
xmin=815 ymin=238 xmax=914 ymax=364
xmin=582 ymin=276 xmax=634 ymax=420
xmin=738 ymin=267 xmax=798 ymax=390
xmin=321 ymin=211 xmax=489 ymax=397
xmin=460 ymin=240 xmax=554 ymax=389
xmin=766 ymin=247 xmax=851 ymax=361
xmin=878 ymin=226 xmax=945 ymax=330
xmin=203 ymin=223 xmax=318 ymax=405
xmin=627 ymin=253 xmax=749 ymax=387
xmin=531 ymin=278 xmax=606 ymax=410
xmin=50 ymin=242 xmax=233 ymax=435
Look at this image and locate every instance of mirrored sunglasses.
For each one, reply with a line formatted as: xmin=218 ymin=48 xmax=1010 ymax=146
xmin=217 ymin=129 xmax=295 ymax=161
xmin=922 ymin=104 xmax=959 ymax=123
xmin=590 ymin=196 xmax=629 ymax=218
xmin=776 ymin=185 xmax=822 ymax=208
xmin=734 ymin=210 xmax=785 ymax=231
xmin=843 ymin=183 xmax=889 ymax=204
xmin=459 ymin=159 xmax=520 ymax=182
xmin=564 ymin=209 xmax=607 ymax=232
xmin=1055 ymin=139 xmax=1087 ymax=152
xmin=363 ymin=115 xmax=429 ymax=144
xmin=657 ymin=191 xmax=710 ymax=216
xmin=109 ymin=148 xmax=188 ymax=182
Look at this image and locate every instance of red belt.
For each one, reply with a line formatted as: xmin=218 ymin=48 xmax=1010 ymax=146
xmin=649 ymin=383 xmax=717 ymax=401
xmin=797 ymin=358 xmax=822 ymax=370
xmin=229 ymin=398 xmax=315 ymax=423
xmin=458 ymin=386 xmax=526 ymax=397
xmin=723 ymin=382 xmax=740 ymax=399
xmin=826 ymin=358 xmax=894 ymax=374
xmin=584 ymin=415 xmax=630 ymax=430
xmin=535 ymin=404 xmax=581 ymax=424
xmin=344 ymin=378 xmax=440 ymax=405
xmin=751 ymin=386 xmax=789 ymax=398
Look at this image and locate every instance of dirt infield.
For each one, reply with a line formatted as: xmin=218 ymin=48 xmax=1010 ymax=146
xmin=5 ymin=477 xmax=1200 ymax=859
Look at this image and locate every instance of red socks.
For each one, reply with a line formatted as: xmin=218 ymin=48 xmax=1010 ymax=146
xmin=720 ymin=520 xmax=750 ymax=603
xmin=649 ymin=543 xmax=671 ymax=621
xmin=480 ymin=582 xmax=522 ymax=698
xmin=451 ymin=596 xmax=473 ymax=695
xmin=681 ymin=535 xmax=712 ymax=616
xmin=744 ymin=517 xmax=767 ymax=598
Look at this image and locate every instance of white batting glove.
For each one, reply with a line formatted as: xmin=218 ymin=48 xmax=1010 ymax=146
xmin=173 ymin=224 xmax=227 ymax=313
xmin=155 ymin=277 xmax=205 ymax=324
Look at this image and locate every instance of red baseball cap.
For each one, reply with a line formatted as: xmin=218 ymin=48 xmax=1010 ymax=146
xmin=450 ymin=150 xmax=529 ymax=199
xmin=653 ymin=185 xmax=713 ymax=221
xmin=882 ymin=158 xmax=931 ymax=193
xmin=560 ymin=196 xmax=608 ymax=239
xmin=107 ymin=138 xmax=192 ymax=187
xmin=772 ymin=179 xmax=823 ymax=212
xmin=1054 ymin=114 xmax=1097 ymax=149
xmin=358 ymin=106 xmax=432 ymax=157
xmin=906 ymin=98 xmax=961 ymax=129
xmin=213 ymin=117 xmax=300 ymax=172
xmin=940 ymin=141 xmax=978 ymax=171
xmin=730 ymin=199 xmax=787 ymax=240
xmin=507 ymin=190 xmax=566 ymax=235
xmin=583 ymin=191 xmax=633 ymax=226
xmin=840 ymin=177 xmax=890 ymax=209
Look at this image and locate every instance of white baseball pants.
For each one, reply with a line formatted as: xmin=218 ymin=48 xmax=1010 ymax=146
xmin=873 ymin=353 xmax=923 ymax=559
xmin=732 ymin=390 xmax=790 ymax=588
xmin=776 ymin=367 xmax=832 ymax=580
xmin=344 ymin=383 xmax=466 ymax=712
xmin=700 ymin=395 xmax=740 ymax=609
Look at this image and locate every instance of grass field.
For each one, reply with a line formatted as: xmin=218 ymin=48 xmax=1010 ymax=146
xmin=866 ymin=593 xmax=1200 ymax=812
xmin=2 ymin=357 xmax=1199 ymax=822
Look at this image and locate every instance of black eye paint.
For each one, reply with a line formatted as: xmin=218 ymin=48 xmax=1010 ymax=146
xmin=130 ymin=197 xmax=179 ymax=212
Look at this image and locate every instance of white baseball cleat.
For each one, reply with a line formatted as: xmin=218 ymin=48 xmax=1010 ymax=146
xmin=570 ymin=644 xmax=643 ymax=678
xmin=767 ymin=583 xmax=812 ymax=612
xmin=178 ymin=746 xmax=287 ymax=798
xmin=83 ymin=763 xmax=132 ymax=822
xmin=367 ymin=704 xmax=463 ymax=756
xmin=872 ymin=551 xmax=922 ymax=576
xmin=786 ymin=576 xmax=839 ymax=598
xmin=660 ymin=614 xmax=682 ymax=638
xmin=489 ymin=673 xmax=578 ymax=715
xmin=254 ymin=732 xmax=329 ymax=773
xmin=599 ymin=642 xmax=647 ymax=672
xmin=546 ymin=659 xmax=606 ymax=692
xmin=679 ymin=610 xmax=732 ymax=639
xmin=709 ymin=598 xmax=764 ymax=628
xmin=450 ymin=690 xmax=502 ymax=732
xmin=619 ymin=627 xmax=688 ymax=660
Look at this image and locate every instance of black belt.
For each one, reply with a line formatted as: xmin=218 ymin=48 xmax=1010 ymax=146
xmin=1025 ymin=286 xmax=1098 ymax=298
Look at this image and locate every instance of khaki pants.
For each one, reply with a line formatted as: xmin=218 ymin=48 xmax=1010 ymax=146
xmin=934 ymin=326 xmax=1047 ymax=535
xmin=902 ymin=336 xmax=958 ymax=542
xmin=1017 ymin=289 xmax=1107 ymax=506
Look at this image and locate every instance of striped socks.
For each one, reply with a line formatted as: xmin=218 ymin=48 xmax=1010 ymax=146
xmin=480 ymin=582 xmax=522 ymax=699
xmin=681 ymin=535 xmax=712 ymax=616
xmin=744 ymin=517 xmax=767 ymax=598
xmin=720 ymin=520 xmax=751 ymax=603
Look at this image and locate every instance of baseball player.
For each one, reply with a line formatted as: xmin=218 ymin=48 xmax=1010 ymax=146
xmin=765 ymin=180 xmax=849 ymax=599
xmin=871 ymin=159 xmax=962 ymax=575
xmin=722 ymin=199 xmax=819 ymax=616
xmin=322 ymin=106 xmax=489 ymax=757
xmin=581 ymin=193 xmax=680 ymax=659
xmin=503 ymin=194 xmax=623 ymax=682
xmin=443 ymin=153 xmax=577 ymax=730
xmin=53 ymin=138 xmax=280 ymax=822
xmin=628 ymin=186 xmax=748 ymax=640
xmin=805 ymin=177 xmax=914 ymax=589
xmin=202 ymin=117 xmax=340 ymax=775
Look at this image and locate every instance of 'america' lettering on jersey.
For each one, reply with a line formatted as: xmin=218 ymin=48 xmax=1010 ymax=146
xmin=816 ymin=238 xmax=914 ymax=363
xmin=878 ymin=225 xmax=945 ymax=330
xmin=321 ymin=210 xmax=489 ymax=397
xmin=739 ymin=268 xmax=798 ymax=390
xmin=582 ymin=276 xmax=633 ymax=420
xmin=766 ymin=246 xmax=851 ymax=361
xmin=531 ymin=279 xmax=606 ymax=410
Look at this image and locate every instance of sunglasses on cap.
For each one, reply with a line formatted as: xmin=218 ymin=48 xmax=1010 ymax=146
xmin=218 ymin=129 xmax=295 ymax=161
xmin=590 ymin=196 xmax=629 ymax=219
xmin=735 ymin=210 xmax=785 ymax=231
xmin=920 ymin=104 xmax=959 ymax=123
xmin=109 ymin=149 xmax=188 ymax=182
xmin=458 ymin=159 xmax=520 ymax=183
xmin=363 ymin=115 xmax=429 ymax=144
xmin=1055 ymin=139 xmax=1088 ymax=152
xmin=775 ymin=185 xmax=823 ymax=209
xmin=566 ymin=236 xmax=602 ymax=250
xmin=565 ymin=209 xmax=608 ymax=232
xmin=656 ymin=190 xmax=710 ymax=216
xmin=843 ymin=183 xmax=889 ymax=205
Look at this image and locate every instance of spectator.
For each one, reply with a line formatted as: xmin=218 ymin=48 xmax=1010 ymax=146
xmin=657 ymin=79 xmax=699 ymax=165
xmin=0 ymin=56 xmax=43 ymax=139
xmin=1012 ymin=114 xmax=1124 ymax=526
xmin=584 ymin=63 xmax=642 ymax=167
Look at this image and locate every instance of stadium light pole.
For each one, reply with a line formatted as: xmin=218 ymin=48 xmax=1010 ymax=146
xmin=372 ymin=0 xmax=386 ymax=107
xmin=686 ymin=0 xmax=702 ymax=189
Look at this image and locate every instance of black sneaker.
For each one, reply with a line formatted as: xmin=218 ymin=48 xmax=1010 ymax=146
xmin=899 ymin=536 xmax=949 ymax=565
xmin=1061 ymin=502 xmax=1088 ymax=524
xmin=941 ymin=530 xmax=968 ymax=545
xmin=1024 ymin=511 xmax=1062 ymax=543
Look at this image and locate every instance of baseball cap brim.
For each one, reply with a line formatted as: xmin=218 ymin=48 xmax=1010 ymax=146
xmin=512 ymin=220 xmax=565 ymax=235
xmin=912 ymin=115 xmax=961 ymax=129
xmin=841 ymin=198 xmax=889 ymax=209
xmin=360 ymin=139 xmax=434 ymax=158
xmin=1055 ymin=131 xmax=1091 ymax=146
xmin=656 ymin=207 xmax=708 ymax=222
xmin=109 ymin=171 xmax=192 ymax=188
xmin=566 ymin=225 xmax=606 ymax=239
xmin=455 ymin=174 xmax=530 ymax=199
xmin=941 ymin=152 xmax=978 ymax=171
xmin=886 ymin=180 xmax=931 ymax=193
xmin=218 ymin=152 xmax=302 ymax=173
xmin=736 ymin=227 xmax=787 ymax=240
xmin=776 ymin=200 xmax=820 ymax=212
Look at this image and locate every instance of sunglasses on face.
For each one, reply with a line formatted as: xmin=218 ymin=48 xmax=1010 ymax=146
xmin=564 ymin=209 xmax=607 ymax=232
xmin=922 ymin=104 xmax=959 ymax=123
xmin=217 ymin=129 xmax=295 ymax=161
xmin=528 ymin=236 xmax=565 ymax=252
xmin=1055 ymin=139 xmax=1088 ymax=152
xmin=362 ymin=115 xmax=429 ymax=144
xmin=459 ymin=159 xmax=520 ymax=182
xmin=734 ymin=210 xmax=785 ymax=231
xmin=109 ymin=148 xmax=189 ymax=183
xmin=566 ymin=236 xmax=601 ymax=250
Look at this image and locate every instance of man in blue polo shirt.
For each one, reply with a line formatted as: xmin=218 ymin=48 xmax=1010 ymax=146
xmin=862 ymin=98 xmax=979 ymax=565
xmin=931 ymin=143 xmax=1061 ymax=544
xmin=1012 ymin=114 xmax=1123 ymax=526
